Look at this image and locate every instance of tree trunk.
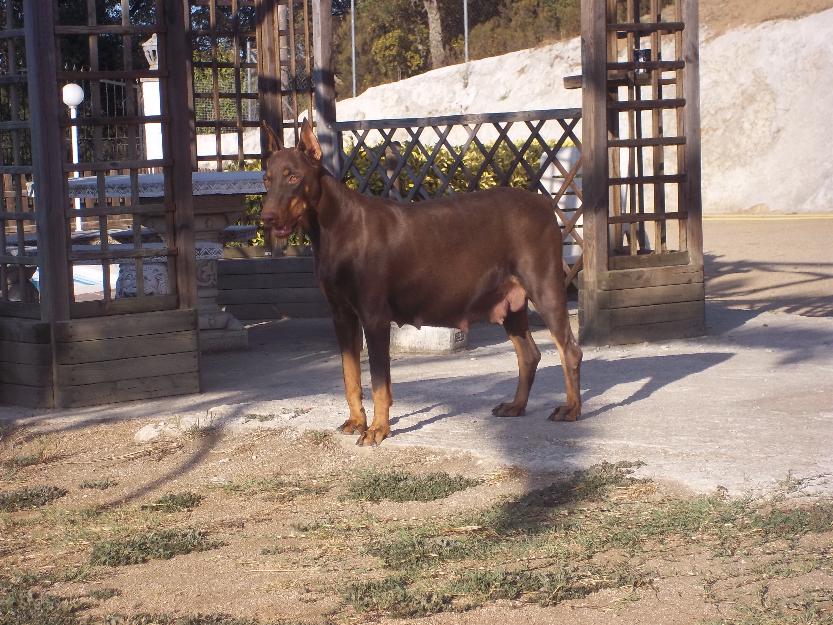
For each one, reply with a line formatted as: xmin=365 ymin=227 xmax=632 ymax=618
xmin=423 ymin=0 xmax=446 ymax=68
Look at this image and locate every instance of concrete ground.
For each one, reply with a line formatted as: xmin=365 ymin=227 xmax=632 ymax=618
xmin=4 ymin=216 xmax=833 ymax=496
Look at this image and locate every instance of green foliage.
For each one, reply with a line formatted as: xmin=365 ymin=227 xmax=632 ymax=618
xmin=79 ymin=478 xmax=118 ymax=491
xmin=0 ymin=486 xmax=68 ymax=512
xmin=346 ymin=469 xmax=481 ymax=503
xmin=0 ymin=577 xmax=85 ymax=625
xmin=342 ymin=138 xmax=567 ymax=198
xmin=89 ymin=529 xmax=224 ymax=567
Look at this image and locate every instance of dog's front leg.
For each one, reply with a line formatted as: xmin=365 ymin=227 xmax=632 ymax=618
xmin=332 ymin=311 xmax=368 ymax=435
xmin=358 ymin=322 xmax=392 ymax=446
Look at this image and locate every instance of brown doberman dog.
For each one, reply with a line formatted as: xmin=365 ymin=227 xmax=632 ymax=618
xmin=261 ymin=121 xmax=582 ymax=446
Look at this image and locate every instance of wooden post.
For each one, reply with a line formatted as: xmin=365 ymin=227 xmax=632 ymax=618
xmin=257 ymin=0 xmax=284 ymax=154
xmin=578 ymin=0 xmax=609 ymax=345
xmin=311 ymin=0 xmax=338 ymax=175
xmin=682 ymin=0 xmax=703 ymax=269
xmin=23 ymin=0 xmax=71 ymax=324
xmin=165 ymin=0 xmax=198 ymax=311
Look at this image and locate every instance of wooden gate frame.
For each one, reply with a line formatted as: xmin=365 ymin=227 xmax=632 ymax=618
xmin=579 ymin=0 xmax=705 ymax=345
xmin=0 ymin=0 xmax=200 ymax=408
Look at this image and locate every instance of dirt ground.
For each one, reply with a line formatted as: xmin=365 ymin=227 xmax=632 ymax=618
xmin=1 ymin=419 xmax=832 ymax=625
xmin=700 ymin=0 xmax=833 ymax=35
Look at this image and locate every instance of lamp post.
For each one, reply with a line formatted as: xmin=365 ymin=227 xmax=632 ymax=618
xmin=463 ymin=0 xmax=469 ymax=63
xmin=351 ymin=0 xmax=357 ymax=97
xmin=62 ymin=82 xmax=85 ymax=232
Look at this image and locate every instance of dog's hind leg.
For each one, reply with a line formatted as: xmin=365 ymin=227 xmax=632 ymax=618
xmin=357 ymin=321 xmax=393 ymax=446
xmin=492 ymin=305 xmax=541 ymax=417
xmin=332 ymin=310 xmax=368 ymax=435
xmin=529 ymin=278 xmax=582 ymax=422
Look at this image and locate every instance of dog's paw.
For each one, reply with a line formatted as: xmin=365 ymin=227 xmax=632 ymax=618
xmin=337 ymin=418 xmax=367 ymax=435
xmin=491 ymin=402 xmax=526 ymax=418
xmin=356 ymin=425 xmax=390 ymax=447
xmin=548 ymin=404 xmax=580 ymax=422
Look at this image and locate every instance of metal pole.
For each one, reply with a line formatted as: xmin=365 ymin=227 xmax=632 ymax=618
xmin=69 ymin=105 xmax=82 ymax=232
xmin=463 ymin=0 xmax=469 ymax=63
xmin=350 ymin=0 xmax=357 ymax=97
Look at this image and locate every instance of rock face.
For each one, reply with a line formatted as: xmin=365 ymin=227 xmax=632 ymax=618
xmin=337 ymin=9 xmax=833 ymax=214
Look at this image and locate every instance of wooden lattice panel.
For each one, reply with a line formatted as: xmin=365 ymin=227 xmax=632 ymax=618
xmin=0 ymin=0 xmax=38 ymax=314
xmin=189 ymin=0 xmax=315 ymax=170
xmin=51 ymin=0 xmax=180 ymax=316
xmin=605 ymin=0 xmax=695 ymax=267
xmin=336 ymin=110 xmax=585 ymax=284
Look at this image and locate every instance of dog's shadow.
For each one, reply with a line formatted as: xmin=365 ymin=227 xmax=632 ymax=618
xmin=387 ymin=352 xmax=731 ymax=435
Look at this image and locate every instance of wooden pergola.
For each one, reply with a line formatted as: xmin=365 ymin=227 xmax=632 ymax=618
xmin=0 ymin=0 xmax=703 ymax=408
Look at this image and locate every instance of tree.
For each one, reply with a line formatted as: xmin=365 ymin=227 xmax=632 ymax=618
xmin=421 ymin=0 xmax=446 ymax=69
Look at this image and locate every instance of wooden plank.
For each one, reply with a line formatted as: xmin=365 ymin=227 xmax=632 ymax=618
xmin=218 ymin=257 xmax=315 ymax=274
xmin=599 ymin=265 xmax=703 ymax=291
xmin=54 ymin=309 xmax=197 ymax=342
xmin=609 ymin=250 xmax=690 ymax=270
xmin=217 ymin=272 xmax=317 ymax=289
xmin=600 ymin=282 xmax=704 ymax=309
xmin=217 ymin=287 xmax=325 ymax=305
xmin=608 ymin=300 xmax=705 ymax=327
xmin=0 ymin=318 xmax=51 ymax=344
xmin=70 ymin=294 xmax=179 ymax=319
xmin=0 ymin=382 xmax=54 ymax=408
xmin=608 ymin=22 xmax=685 ymax=33
xmin=57 ymin=371 xmax=200 ymax=408
xmin=606 ymin=316 xmax=706 ymax=345
xmin=0 ymin=301 xmax=41 ymax=319
xmin=0 ymin=362 xmax=52 ymax=387
xmin=226 ymin=302 xmax=330 ymax=319
xmin=57 ymin=351 xmax=198 ymax=386
xmin=56 ymin=330 xmax=198 ymax=365
xmin=608 ymin=98 xmax=685 ymax=111
xmin=0 ymin=340 xmax=51 ymax=365
xmin=334 ymin=108 xmax=583 ymax=132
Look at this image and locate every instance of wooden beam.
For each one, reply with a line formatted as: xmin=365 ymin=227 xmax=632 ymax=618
xmin=164 ymin=0 xmax=198 ymax=312
xmin=23 ymin=0 xmax=70 ymax=323
xmin=312 ymin=0 xmax=338 ymax=174
xmin=682 ymin=0 xmax=704 ymax=268
xmin=578 ymin=0 xmax=609 ymax=346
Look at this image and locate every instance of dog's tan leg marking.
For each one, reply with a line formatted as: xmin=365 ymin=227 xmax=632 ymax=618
xmin=358 ymin=323 xmax=392 ymax=446
xmin=332 ymin=313 xmax=368 ymax=435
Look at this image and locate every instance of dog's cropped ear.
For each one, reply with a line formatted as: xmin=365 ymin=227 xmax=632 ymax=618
xmin=262 ymin=122 xmax=282 ymax=153
xmin=297 ymin=118 xmax=322 ymax=163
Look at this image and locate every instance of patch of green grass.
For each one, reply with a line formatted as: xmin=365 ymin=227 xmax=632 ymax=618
xmin=87 ymin=587 xmax=121 ymax=601
xmin=0 ymin=485 xmax=68 ymax=512
xmin=344 ymin=575 xmax=452 ymax=617
xmin=221 ymin=475 xmax=328 ymax=502
xmin=79 ymin=478 xmax=118 ymax=491
xmin=344 ymin=562 xmax=650 ymax=617
xmin=3 ymin=452 xmax=48 ymax=470
xmin=140 ymin=491 xmax=204 ymax=513
xmin=752 ymin=503 xmax=833 ymax=537
xmin=242 ymin=413 xmax=277 ymax=423
xmin=0 ymin=577 xmax=86 ymax=625
xmin=89 ymin=529 xmax=224 ymax=567
xmin=105 ymin=614 xmax=289 ymax=625
xmin=369 ymin=531 xmax=497 ymax=570
xmin=346 ymin=469 xmax=482 ymax=503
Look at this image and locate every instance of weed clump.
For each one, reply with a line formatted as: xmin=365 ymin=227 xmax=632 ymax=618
xmin=141 ymin=491 xmax=204 ymax=513
xmin=90 ymin=529 xmax=224 ymax=567
xmin=0 ymin=485 xmax=68 ymax=512
xmin=79 ymin=478 xmax=118 ymax=491
xmin=347 ymin=470 xmax=481 ymax=503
